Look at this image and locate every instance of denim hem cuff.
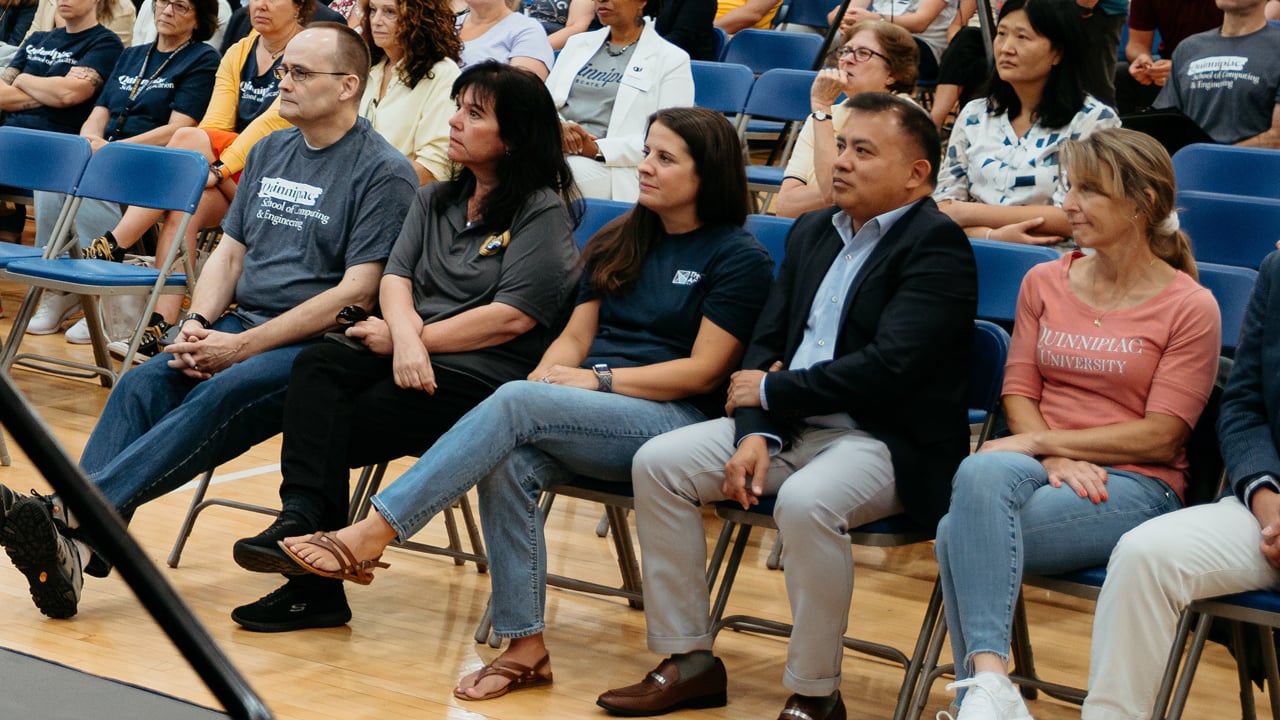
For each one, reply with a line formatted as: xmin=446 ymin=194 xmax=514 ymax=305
xmin=492 ymin=624 xmax=546 ymax=640
xmin=368 ymin=496 xmax=410 ymax=542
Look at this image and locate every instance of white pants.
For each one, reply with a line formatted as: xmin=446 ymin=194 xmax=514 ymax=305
xmin=1084 ymin=496 xmax=1280 ymax=719
xmin=633 ymin=418 xmax=902 ymax=696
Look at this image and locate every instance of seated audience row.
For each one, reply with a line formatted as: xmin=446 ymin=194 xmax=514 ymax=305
xmin=0 ymin=19 xmax=1268 ymax=720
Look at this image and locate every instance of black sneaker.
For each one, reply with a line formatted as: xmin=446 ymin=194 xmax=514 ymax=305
xmin=108 ymin=313 xmax=173 ymax=361
xmin=233 ymin=513 xmax=313 ymax=575
xmin=84 ymin=232 xmax=126 ymax=262
xmin=231 ymin=579 xmax=350 ymax=633
xmin=0 ymin=487 xmax=82 ymax=619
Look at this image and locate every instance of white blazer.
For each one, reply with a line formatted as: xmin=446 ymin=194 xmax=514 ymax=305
xmin=546 ymin=19 xmax=694 ymax=200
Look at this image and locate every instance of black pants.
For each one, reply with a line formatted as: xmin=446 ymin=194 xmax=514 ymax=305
xmin=1079 ymin=11 xmax=1125 ymax=108
xmin=278 ymin=340 xmax=496 ymax=529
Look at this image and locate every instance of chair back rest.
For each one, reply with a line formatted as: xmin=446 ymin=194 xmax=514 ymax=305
xmin=712 ymin=27 xmax=728 ymax=60
xmin=1184 ymin=355 xmax=1232 ymax=507
xmin=1196 ymin=262 xmax=1257 ymax=351
xmin=776 ymin=0 xmax=833 ymax=29
xmin=691 ymin=60 xmax=755 ymax=116
xmin=721 ymin=29 xmax=823 ymax=74
xmin=0 ymin=127 xmax=92 ymax=195
xmin=969 ymin=238 xmax=1060 ymax=322
xmin=745 ymin=213 xmax=793 ymax=277
xmin=1179 ymin=190 xmax=1280 ymax=270
xmin=742 ymin=69 xmax=820 ymax=123
xmin=970 ymin=320 xmax=1011 ymax=438
xmin=75 ymin=144 xmax=211 ymax=213
xmin=1173 ymin=143 xmax=1280 ymax=200
xmin=572 ymin=198 xmax=633 ymax=250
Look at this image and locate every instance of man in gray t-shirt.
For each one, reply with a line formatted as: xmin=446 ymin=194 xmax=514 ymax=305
xmin=1154 ymin=0 xmax=1280 ymax=146
xmin=0 ymin=25 xmax=417 ymax=621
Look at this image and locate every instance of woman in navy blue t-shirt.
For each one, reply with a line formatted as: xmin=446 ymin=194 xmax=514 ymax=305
xmin=279 ymin=107 xmax=776 ymax=701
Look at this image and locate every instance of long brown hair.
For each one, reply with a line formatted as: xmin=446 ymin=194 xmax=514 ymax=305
xmin=583 ymin=107 xmax=749 ymax=297
xmin=1060 ymin=127 xmax=1197 ymax=280
xmin=364 ymin=0 xmax=462 ymax=87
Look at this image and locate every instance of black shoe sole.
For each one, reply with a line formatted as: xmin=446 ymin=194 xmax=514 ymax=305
xmin=3 ymin=501 xmax=78 ymax=619
xmin=233 ymin=541 xmax=307 ymax=575
xmin=230 ymin=605 xmax=352 ymax=633
xmin=596 ymin=691 xmax=728 ymax=716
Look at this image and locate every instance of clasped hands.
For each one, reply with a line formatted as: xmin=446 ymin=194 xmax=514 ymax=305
xmin=166 ymin=325 xmax=247 ymax=379
xmin=561 ymin=122 xmax=599 ymax=159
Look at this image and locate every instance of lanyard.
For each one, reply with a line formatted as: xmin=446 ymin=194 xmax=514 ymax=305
xmin=105 ymin=40 xmax=190 ymax=141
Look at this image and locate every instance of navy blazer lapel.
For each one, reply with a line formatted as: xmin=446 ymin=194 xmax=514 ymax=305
xmin=845 ymin=198 xmax=930 ymax=302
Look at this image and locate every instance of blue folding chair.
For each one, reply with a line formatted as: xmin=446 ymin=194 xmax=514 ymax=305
xmin=0 ymin=127 xmax=94 ymax=466
xmin=0 ymin=143 xmax=209 ymax=384
xmin=572 ymin=197 xmax=632 ymax=250
xmin=1180 ymin=190 xmax=1280 ymax=270
xmin=969 ymin=238 xmax=1061 ymax=323
xmin=1196 ymin=262 xmax=1257 ymax=352
xmin=720 ymin=29 xmax=823 ymax=74
xmin=739 ymin=69 xmax=819 ymax=208
xmin=690 ymin=60 xmax=755 ymax=124
xmin=1173 ymin=143 xmax=1280 ymax=200
xmin=0 ymin=127 xmax=93 ymax=267
xmin=709 ymin=320 xmax=1011 ymax=720
xmin=745 ymin=213 xmax=793 ymax=277
xmin=774 ymin=0 xmax=833 ymax=30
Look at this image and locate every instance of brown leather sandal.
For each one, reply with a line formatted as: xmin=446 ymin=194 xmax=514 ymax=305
xmin=452 ymin=655 xmax=554 ymax=701
xmin=278 ymin=532 xmax=388 ymax=585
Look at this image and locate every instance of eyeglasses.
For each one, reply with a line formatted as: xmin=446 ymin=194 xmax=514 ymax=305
xmin=273 ymin=65 xmax=353 ymax=83
xmin=336 ymin=305 xmax=370 ymax=326
xmin=836 ymin=45 xmax=891 ymax=64
xmin=155 ymin=0 xmax=194 ymax=14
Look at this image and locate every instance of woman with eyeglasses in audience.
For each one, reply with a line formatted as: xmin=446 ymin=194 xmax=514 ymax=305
xmin=931 ymin=127 xmax=1221 ymax=720
xmin=776 ymin=20 xmax=919 ymax=219
xmin=228 ymin=62 xmax=582 ymax=633
xmin=0 ymin=0 xmax=122 ymax=244
xmin=548 ymin=0 xmax=693 ymax=202
xmin=277 ymin=107 xmax=774 ymax=699
xmin=48 ymin=0 xmax=310 ymax=360
xmin=31 ymin=0 xmax=221 ymax=345
xmin=933 ymin=0 xmax=1118 ymax=246
xmin=360 ymin=0 xmax=460 ymax=186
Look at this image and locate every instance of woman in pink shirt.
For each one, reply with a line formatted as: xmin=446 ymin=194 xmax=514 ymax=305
xmin=930 ymin=128 xmax=1222 ymax=720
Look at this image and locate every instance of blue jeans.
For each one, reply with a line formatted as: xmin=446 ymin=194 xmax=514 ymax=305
xmin=934 ymin=451 xmax=1181 ymax=681
xmin=369 ymin=380 xmax=706 ymax=638
xmin=80 ymin=315 xmax=316 ymax=519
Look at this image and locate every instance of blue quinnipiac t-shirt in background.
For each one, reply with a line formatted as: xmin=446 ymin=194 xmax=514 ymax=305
xmin=5 ymin=24 xmax=123 ymax=133
xmin=580 ymin=222 xmax=775 ymax=416
xmin=97 ymin=41 xmax=220 ymax=140
xmin=235 ymin=37 xmax=282 ymax=132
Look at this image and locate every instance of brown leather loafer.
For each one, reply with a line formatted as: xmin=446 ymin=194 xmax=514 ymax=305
xmin=597 ymin=657 xmax=728 ymax=716
xmin=777 ymin=691 xmax=846 ymax=720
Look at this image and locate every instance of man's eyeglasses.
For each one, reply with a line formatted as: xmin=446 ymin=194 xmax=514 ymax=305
xmin=155 ymin=0 xmax=194 ymax=15
xmin=836 ymin=46 xmax=891 ymax=64
xmin=274 ymin=65 xmax=353 ymax=83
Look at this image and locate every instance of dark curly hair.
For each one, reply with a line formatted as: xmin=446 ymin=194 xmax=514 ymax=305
xmin=364 ymin=0 xmax=462 ymax=88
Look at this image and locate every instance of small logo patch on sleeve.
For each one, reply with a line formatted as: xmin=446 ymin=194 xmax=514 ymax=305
xmin=671 ymin=270 xmax=702 ymax=286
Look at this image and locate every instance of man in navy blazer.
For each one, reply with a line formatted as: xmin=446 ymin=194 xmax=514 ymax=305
xmin=1084 ymin=251 xmax=1280 ymax=719
xmin=598 ymin=93 xmax=978 ymax=720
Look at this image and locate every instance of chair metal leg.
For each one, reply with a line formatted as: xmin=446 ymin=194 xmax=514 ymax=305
xmin=0 ymin=430 xmax=10 ymax=466
xmin=907 ymin=598 xmax=952 ymax=720
xmin=1232 ymin=621 xmax=1258 ymax=720
xmin=166 ymin=469 xmax=278 ymax=568
xmin=1165 ymin=612 xmax=1215 ymax=720
xmin=892 ymin=579 xmax=944 ymax=720
xmin=1151 ymin=609 xmax=1197 ymax=720
xmin=1261 ymin=625 xmax=1280 ymax=720
xmin=456 ymin=494 xmax=488 ymax=574
xmin=1009 ymin=593 xmax=1040 ymax=700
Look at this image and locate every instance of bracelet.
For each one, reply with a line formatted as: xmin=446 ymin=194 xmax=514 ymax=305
xmin=184 ymin=312 xmax=213 ymax=329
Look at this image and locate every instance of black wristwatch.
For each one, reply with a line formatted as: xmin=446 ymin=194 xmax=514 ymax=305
xmin=209 ymin=160 xmax=230 ymax=185
xmin=184 ymin=312 xmax=213 ymax=329
xmin=592 ymin=363 xmax=613 ymax=392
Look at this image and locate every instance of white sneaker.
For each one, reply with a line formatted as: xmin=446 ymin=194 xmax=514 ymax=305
xmin=64 ymin=317 xmax=90 ymax=344
xmin=27 ymin=292 xmax=81 ymax=335
xmin=937 ymin=672 xmax=1033 ymax=720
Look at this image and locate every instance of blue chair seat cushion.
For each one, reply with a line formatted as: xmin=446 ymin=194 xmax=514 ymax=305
xmin=5 ymin=257 xmax=186 ymax=287
xmin=1210 ymin=589 xmax=1280 ymax=614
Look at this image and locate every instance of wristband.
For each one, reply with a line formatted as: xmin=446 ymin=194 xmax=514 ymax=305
xmin=184 ymin=312 xmax=213 ymax=329
xmin=209 ymin=161 xmax=231 ymax=185
xmin=592 ymin=363 xmax=614 ymax=392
